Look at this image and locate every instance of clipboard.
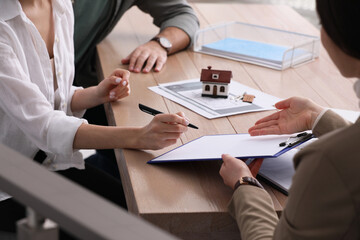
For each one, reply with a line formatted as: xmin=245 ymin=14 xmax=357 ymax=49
xmin=147 ymin=132 xmax=314 ymax=164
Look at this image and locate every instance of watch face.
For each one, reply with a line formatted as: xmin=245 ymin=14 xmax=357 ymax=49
xmin=159 ymin=37 xmax=172 ymax=48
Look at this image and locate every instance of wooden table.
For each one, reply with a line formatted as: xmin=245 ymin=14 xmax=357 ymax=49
xmin=97 ymin=3 xmax=358 ymax=239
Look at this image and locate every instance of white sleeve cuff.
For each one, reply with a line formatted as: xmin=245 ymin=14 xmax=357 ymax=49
xmin=67 ymin=86 xmax=86 ymax=118
xmin=47 ymin=112 xmax=88 ymax=156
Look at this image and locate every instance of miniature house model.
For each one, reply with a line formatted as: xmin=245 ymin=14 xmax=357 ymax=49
xmin=200 ymin=66 xmax=232 ymax=98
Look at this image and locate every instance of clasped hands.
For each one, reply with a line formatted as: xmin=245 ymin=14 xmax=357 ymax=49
xmin=220 ymin=97 xmax=325 ymax=190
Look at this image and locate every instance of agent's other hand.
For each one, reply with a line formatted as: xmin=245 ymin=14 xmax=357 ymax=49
xmin=248 ymin=97 xmax=324 ymax=136
xmin=137 ymin=112 xmax=189 ymax=150
xmin=97 ymin=68 xmax=131 ymax=103
xmin=121 ymin=41 xmax=167 ymax=73
xmin=220 ymin=154 xmax=253 ymax=189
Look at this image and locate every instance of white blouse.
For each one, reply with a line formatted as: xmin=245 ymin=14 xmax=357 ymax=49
xmin=0 ymin=0 xmax=87 ymax=174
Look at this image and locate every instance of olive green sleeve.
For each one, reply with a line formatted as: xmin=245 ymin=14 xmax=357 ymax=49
xmin=135 ymin=0 xmax=199 ymax=46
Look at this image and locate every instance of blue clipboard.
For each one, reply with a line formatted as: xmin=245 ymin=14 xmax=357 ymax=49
xmin=147 ymin=132 xmax=314 ymax=164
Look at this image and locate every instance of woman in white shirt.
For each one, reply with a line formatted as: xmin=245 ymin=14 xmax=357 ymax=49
xmin=0 ymin=0 xmax=189 ymax=233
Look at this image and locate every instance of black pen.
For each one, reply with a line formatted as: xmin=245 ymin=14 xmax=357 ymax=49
xmin=138 ymin=103 xmax=199 ymax=129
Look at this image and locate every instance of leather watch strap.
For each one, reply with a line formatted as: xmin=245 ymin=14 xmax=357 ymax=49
xmin=234 ymin=176 xmax=264 ymax=190
xmin=151 ymin=36 xmax=172 ymax=53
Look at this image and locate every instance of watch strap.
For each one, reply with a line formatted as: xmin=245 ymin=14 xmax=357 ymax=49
xmin=151 ymin=37 xmax=171 ymax=53
xmin=150 ymin=36 xmax=172 ymax=54
xmin=234 ymin=176 xmax=264 ymax=190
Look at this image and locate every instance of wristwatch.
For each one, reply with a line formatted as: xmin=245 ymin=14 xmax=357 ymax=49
xmin=151 ymin=36 xmax=172 ymax=53
xmin=234 ymin=176 xmax=264 ymax=190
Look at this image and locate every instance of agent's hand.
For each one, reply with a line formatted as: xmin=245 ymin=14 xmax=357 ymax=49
xmin=220 ymin=154 xmax=253 ymax=189
xmin=136 ymin=112 xmax=189 ymax=150
xmin=96 ymin=69 xmax=131 ymax=103
xmin=121 ymin=41 xmax=167 ymax=73
xmin=248 ymin=97 xmax=324 ymax=136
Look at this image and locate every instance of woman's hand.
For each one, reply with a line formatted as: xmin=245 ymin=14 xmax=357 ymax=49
xmin=248 ymin=97 xmax=324 ymax=136
xmin=136 ymin=112 xmax=189 ymax=150
xmin=220 ymin=154 xmax=253 ymax=189
xmin=96 ymin=68 xmax=131 ymax=103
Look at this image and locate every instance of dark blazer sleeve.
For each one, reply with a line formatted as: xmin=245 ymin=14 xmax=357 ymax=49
xmin=135 ymin=0 xmax=199 ymax=46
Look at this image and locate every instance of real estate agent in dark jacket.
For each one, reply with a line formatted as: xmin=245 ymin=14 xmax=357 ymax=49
xmin=219 ymin=1 xmax=360 ymax=239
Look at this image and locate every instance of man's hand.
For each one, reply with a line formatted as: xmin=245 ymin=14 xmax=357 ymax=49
xmin=121 ymin=41 xmax=167 ymax=73
xmin=121 ymin=27 xmax=190 ymax=74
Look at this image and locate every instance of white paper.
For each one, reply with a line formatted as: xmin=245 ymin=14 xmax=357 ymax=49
xmin=149 ymin=134 xmax=299 ymax=163
xmin=149 ymin=79 xmax=282 ymax=119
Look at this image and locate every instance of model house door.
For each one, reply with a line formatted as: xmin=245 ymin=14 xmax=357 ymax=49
xmin=213 ymin=85 xmax=217 ymax=97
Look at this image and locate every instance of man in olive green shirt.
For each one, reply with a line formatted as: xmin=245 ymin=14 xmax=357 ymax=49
xmin=73 ymin=0 xmax=199 ymax=87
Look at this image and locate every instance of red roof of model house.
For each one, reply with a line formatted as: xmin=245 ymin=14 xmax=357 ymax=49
xmin=200 ymin=66 xmax=232 ymax=84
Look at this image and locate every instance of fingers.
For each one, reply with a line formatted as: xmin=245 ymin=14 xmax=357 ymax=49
xmin=221 ymin=153 xmax=242 ymax=166
xmin=254 ymin=111 xmax=280 ymax=125
xmin=154 ymin=113 xmax=190 ymax=130
xmin=220 ymin=154 xmax=252 ymax=189
xmin=121 ymin=55 xmax=130 ymax=65
xmin=248 ymin=126 xmax=281 ymax=136
xmin=110 ymin=68 xmax=130 ymax=81
xmin=125 ymin=50 xmax=139 ymax=72
xmin=248 ymin=119 xmax=281 ymax=136
xmin=122 ymin=42 xmax=167 ymax=73
xmin=143 ymin=55 xmax=157 ymax=73
xmin=154 ymin=55 xmax=166 ymax=72
xmin=176 ymin=112 xmax=192 ymax=126
xmin=222 ymin=153 xmax=235 ymax=163
xmin=133 ymin=52 xmax=150 ymax=73
xmin=274 ymin=98 xmax=293 ymax=110
xmin=143 ymin=113 xmax=190 ymax=150
xmin=106 ymin=76 xmax=130 ymax=101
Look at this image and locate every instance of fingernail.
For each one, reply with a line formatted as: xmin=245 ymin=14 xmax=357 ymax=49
xmin=116 ymin=78 xmax=122 ymax=83
xmin=184 ymin=118 xmax=189 ymax=126
xmin=122 ymin=80 xmax=127 ymax=86
xmin=109 ymin=95 xmax=115 ymax=99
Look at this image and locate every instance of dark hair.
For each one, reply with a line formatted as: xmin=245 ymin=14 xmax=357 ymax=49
xmin=316 ymin=0 xmax=360 ymax=59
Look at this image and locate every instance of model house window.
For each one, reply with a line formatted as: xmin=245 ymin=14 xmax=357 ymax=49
xmin=212 ymin=74 xmax=219 ymax=79
xmin=205 ymin=85 xmax=210 ymax=91
xmin=220 ymin=86 xmax=225 ymax=92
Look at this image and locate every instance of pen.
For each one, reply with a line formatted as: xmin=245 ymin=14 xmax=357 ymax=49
xmin=138 ymin=103 xmax=199 ymax=129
